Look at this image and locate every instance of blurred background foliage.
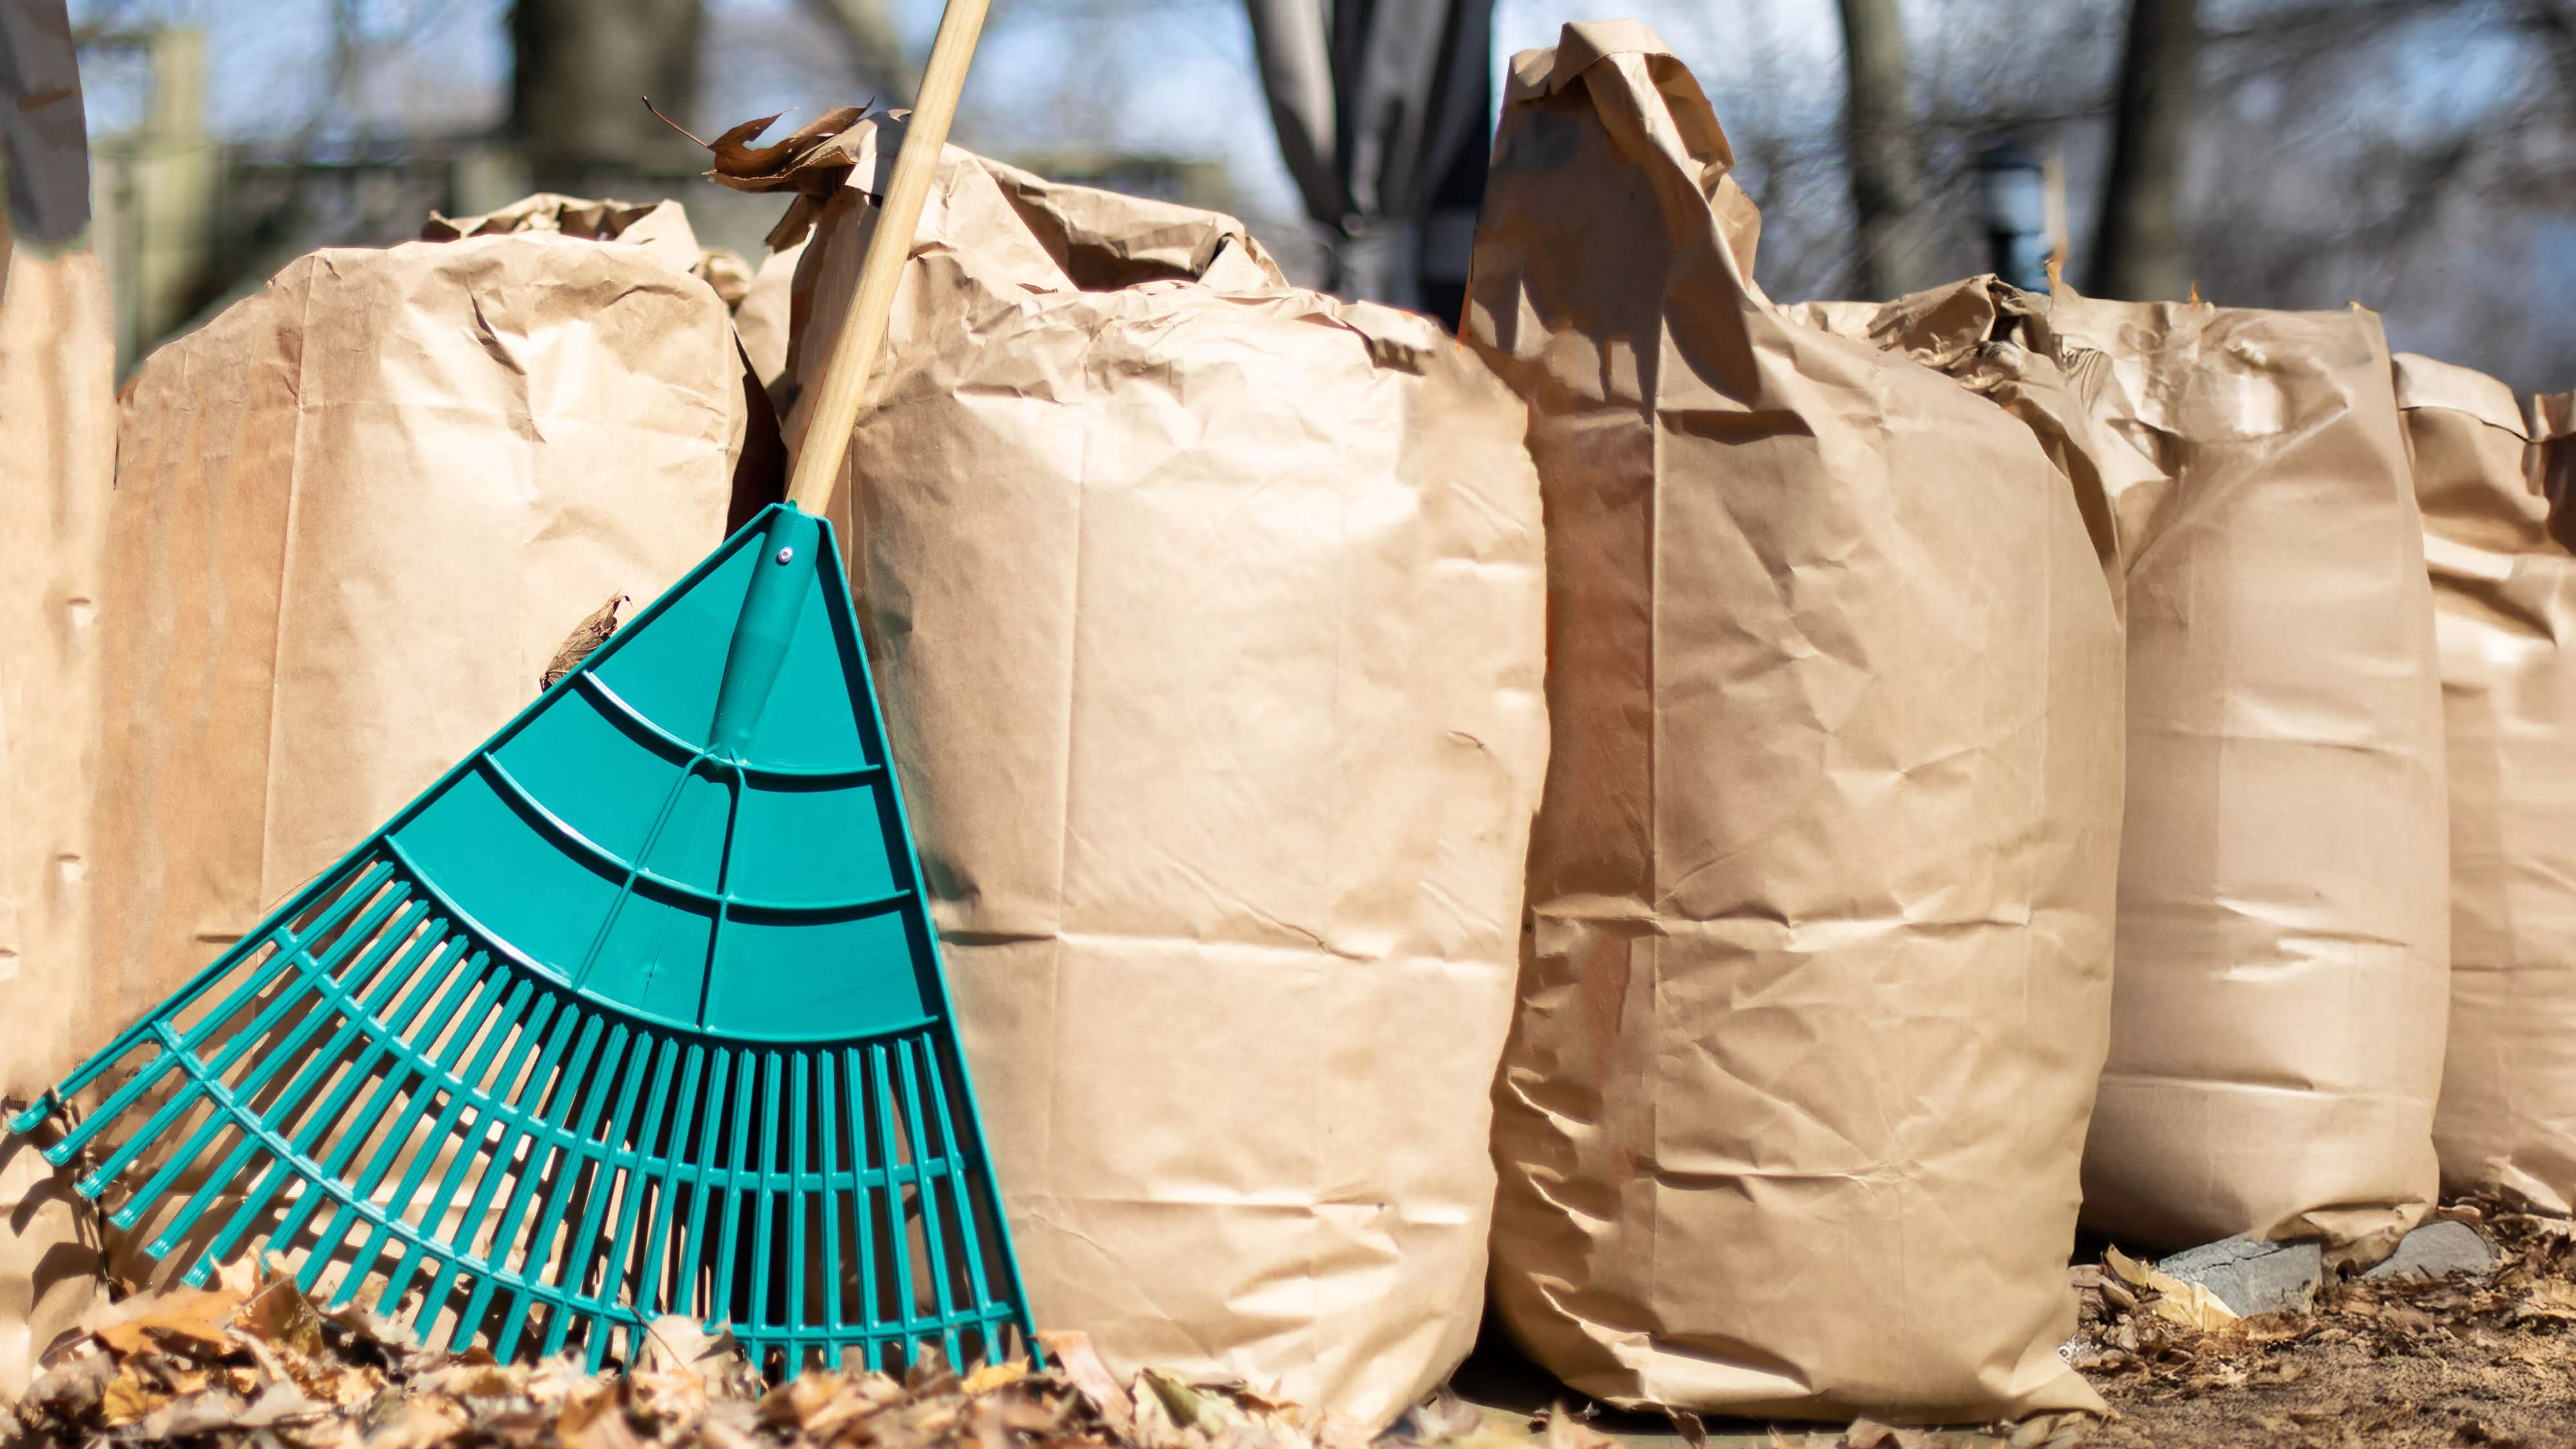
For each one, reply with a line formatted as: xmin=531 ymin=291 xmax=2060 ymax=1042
xmin=57 ymin=0 xmax=2576 ymax=395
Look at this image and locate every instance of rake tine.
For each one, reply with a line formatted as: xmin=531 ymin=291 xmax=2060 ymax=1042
xmin=422 ymin=996 xmax=582 ymax=1345
xmin=869 ymin=1041 xmax=922 ymax=1363
xmin=86 ymin=887 xmax=426 ymax=1202
xmin=710 ymin=1046 xmax=757 ymax=1329
xmin=673 ymin=1044 xmax=732 ymax=1320
xmin=140 ymin=918 xmax=457 ymax=1278
xmin=164 ymin=894 xmax=446 ymax=1263
xmin=26 ymin=1041 xmax=188 ymax=1164
xmin=844 ymin=1045 xmax=879 ymax=1357
xmin=894 ymin=1034 xmax=962 ymax=1368
xmin=584 ymin=1034 xmax=681 ymax=1367
xmin=817 ymin=1050 xmax=846 ymax=1343
xmin=142 ymin=893 xmax=437 ymax=1260
xmin=637 ymin=1041 xmax=706 ymax=1321
xmin=15 ymin=860 xmax=402 ymax=1146
xmin=326 ymin=947 xmax=509 ymax=1305
xmin=285 ymin=929 xmax=487 ymax=1296
xmin=919 ymin=1033 xmax=999 ymax=1336
xmin=469 ymin=1010 xmax=611 ymax=1354
xmin=546 ymin=1027 xmax=654 ymax=1363
xmin=752 ymin=1049 xmax=784 ymax=1340
xmin=368 ymin=972 xmax=539 ymax=1307
xmin=786 ymin=1050 xmax=813 ymax=1363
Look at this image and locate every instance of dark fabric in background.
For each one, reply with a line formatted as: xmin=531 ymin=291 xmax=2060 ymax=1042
xmin=1244 ymin=0 xmax=1490 ymax=329
xmin=0 ymin=0 xmax=91 ymax=244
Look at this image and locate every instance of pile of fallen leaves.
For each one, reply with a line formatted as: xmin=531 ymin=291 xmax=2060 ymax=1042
xmin=2069 ymin=1197 xmax=2576 ymax=1448
xmin=21 ymin=1198 xmax=2576 ymax=1449
xmin=1 ymin=1264 xmax=1383 ymax=1449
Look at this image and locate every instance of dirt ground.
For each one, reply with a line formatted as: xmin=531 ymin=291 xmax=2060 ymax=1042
xmin=1446 ymin=1197 xmax=2576 ymax=1449
xmin=2068 ymin=1200 xmax=2576 ymax=1448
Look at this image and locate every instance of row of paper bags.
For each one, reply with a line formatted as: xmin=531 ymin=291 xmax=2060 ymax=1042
xmin=6 ymin=17 xmax=2575 ymax=1428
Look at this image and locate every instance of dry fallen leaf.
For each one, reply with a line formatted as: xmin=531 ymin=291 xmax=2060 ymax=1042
xmin=2106 ymin=1245 xmax=2242 ymax=1332
xmin=97 ymin=1368 xmax=167 ymax=1427
xmin=964 ymin=1361 xmax=1030 ymax=1395
xmin=1041 ymin=1329 xmax=1135 ymax=1437
xmin=1540 ymin=1403 xmax=1620 ymax=1449
xmin=91 ymin=1286 xmax=245 ymax=1356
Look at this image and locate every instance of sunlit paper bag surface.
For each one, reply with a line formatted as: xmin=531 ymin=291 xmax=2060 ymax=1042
xmin=0 ymin=242 xmax=116 ymax=1394
xmin=738 ymin=115 xmax=1548 ymax=1429
xmin=2051 ymin=289 xmax=2448 ymax=1258
xmin=2406 ymin=356 xmax=2576 ymax=1213
xmin=1466 ymin=24 xmax=2123 ymax=1422
xmin=61 ymin=207 xmax=762 ymax=1101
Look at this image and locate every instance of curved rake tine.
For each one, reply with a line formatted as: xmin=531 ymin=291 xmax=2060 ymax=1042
xmin=321 ymin=949 xmax=511 ymax=1305
xmin=78 ymin=876 xmax=417 ymax=1195
xmin=135 ymin=893 xmax=439 ymax=1256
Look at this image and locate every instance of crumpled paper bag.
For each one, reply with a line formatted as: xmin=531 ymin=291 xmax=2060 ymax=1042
xmin=1468 ymin=23 xmax=2124 ymax=1423
xmin=2052 ymin=287 xmax=2449 ymax=1262
xmin=2407 ymin=355 xmax=2576 ymax=1215
xmin=722 ymin=112 xmax=1549 ymax=1430
xmin=54 ymin=204 xmax=768 ymax=1103
xmin=0 ymin=236 xmax=116 ymax=1399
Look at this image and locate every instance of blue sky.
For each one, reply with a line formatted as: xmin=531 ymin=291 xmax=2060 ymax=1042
xmin=68 ymin=0 xmax=1846 ymax=241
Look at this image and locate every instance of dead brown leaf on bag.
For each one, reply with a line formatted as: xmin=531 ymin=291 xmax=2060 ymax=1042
xmin=698 ymin=108 xmax=870 ymax=184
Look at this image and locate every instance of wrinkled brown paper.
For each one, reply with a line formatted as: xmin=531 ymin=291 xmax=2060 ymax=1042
xmin=748 ymin=116 xmax=1548 ymax=1430
xmin=0 ymin=238 xmax=116 ymax=1396
xmin=2405 ymin=355 xmax=2576 ymax=1214
xmin=53 ymin=201 xmax=763 ymax=1103
xmin=1468 ymin=24 xmax=2123 ymax=1423
xmin=2052 ymin=289 xmax=2448 ymax=1260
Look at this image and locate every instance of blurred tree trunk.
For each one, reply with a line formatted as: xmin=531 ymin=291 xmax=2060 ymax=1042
xmin=1837 ymin=0 xmax=1929 ymax=299
xmin=2090 ymin=0 xmax=2199 ymax=299
xmin=799 ymin=0 xmax=918 ymax=107
xmin=510 ymin=0 xmax=706 ymax=194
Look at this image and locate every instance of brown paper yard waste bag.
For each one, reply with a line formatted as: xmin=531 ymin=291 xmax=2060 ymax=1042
xmin=0 ymin=217 xmax=113 ymax=1106
xmin=2406 ymin=357 xmax=2576 ymax=1213
xmin=2050 ymin=290 xmax=2448 ymax=1258
xmin=714 ymin=115 xmax=1549 ymax=1429
xmin=1466 ymin=25 xmax=2124 ymax=1422
xmin=1 ymin=0 xmax=117 ymax=1378
xmin=49 ymin=197 xmax=768 ymax=1105
xmin=0 ymin=223 xmax=117 ymax=1404
xmin=2540 ymin=392 xmax=2576 ymax=526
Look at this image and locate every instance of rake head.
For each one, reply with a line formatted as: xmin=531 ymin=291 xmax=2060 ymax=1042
xmin=12 ymin=505 xmax=1034 ymax=1377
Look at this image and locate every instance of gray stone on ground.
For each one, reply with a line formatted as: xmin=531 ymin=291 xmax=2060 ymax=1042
xmin=2155 ymin=1235 xmax=2324 ymax=1316
xmin=2363 ymin=1218 xmax=2496 ymax=1282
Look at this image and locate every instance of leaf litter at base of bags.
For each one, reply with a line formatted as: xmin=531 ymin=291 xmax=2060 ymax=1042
xmin=1 ymin=1259 xmax=1383 ymax=1449
xmin=34 ymin=1190 xmax=2576 ymax=1449
xmin=2069 ymin=1194 xmax=2576 ymax=1447
xmin=0 ymin=1258 xmax=2097 ymax=1449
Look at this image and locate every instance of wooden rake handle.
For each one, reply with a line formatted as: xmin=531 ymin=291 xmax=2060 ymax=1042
xmin=782 ymin=0 xmax=992 ymax=516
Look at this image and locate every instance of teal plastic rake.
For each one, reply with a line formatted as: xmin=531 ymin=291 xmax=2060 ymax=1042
xmin=12 ymin=501 xmax=1030 ymax=1374
xmin=10 ymin=0 xmax=1026 ymax=1376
